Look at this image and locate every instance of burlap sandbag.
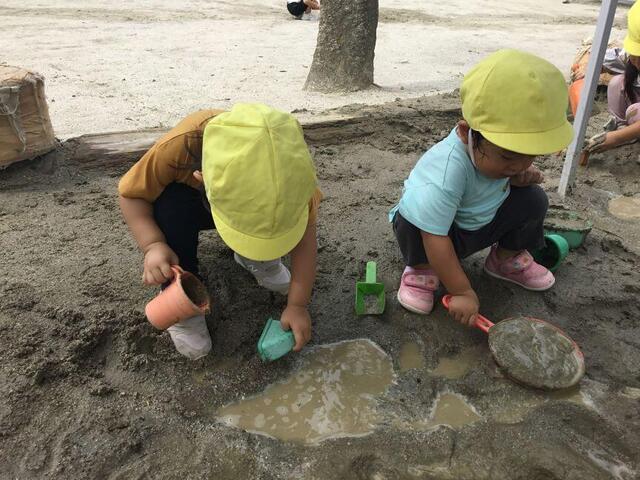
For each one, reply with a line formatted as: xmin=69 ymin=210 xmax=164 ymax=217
xmin=0 ymin=66 xmax=56 ymax=169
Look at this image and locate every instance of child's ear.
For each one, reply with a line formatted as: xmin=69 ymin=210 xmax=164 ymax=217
xmin=193 ymin=170 xmax=204 ymax=184
xmin=457 ymin=120 xmax=471 ymax=144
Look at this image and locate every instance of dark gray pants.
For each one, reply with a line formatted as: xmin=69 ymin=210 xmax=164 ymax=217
xmin=153 ymin=183 xmax=215 ymax=279
xmin=392 ymin=185 xmax=548 ymax=266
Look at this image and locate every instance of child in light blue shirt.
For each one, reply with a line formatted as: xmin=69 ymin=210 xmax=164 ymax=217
xmin=389 ymin=128 xmax=511 ymax=236
xmin=389 ymin=50 xmax=574 ymax=325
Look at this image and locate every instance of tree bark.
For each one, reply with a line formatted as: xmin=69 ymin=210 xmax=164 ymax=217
xmin=304 ymin=0 xmax=379 ymax=93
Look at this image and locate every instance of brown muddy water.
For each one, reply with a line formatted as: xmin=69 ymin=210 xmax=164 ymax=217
xmin=216 ymin=340 xmax=394 ymax=444
xmin=608 ymin=195 xmax=640 ymax=220
xmin=398 ymin=341 xmax=425 ymax=372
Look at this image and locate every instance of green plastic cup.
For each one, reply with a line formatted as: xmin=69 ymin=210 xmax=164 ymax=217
xmin=532 ymin=234 xmax=569 ymax=272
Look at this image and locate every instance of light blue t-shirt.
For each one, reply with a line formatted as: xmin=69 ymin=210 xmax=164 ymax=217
xmin=389 ymin=128 xmax=510 ymax=235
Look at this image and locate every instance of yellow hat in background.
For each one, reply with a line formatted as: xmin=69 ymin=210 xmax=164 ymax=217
xmin=202 ymin=103 xmax=317 ymax=261
xmin=461 ymin=49 xmax=573 ymax=155
xmin=624 ymin=1 xmax=640 ymax=56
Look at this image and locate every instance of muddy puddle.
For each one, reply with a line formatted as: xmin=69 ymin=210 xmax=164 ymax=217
xmin=491 ymin=386 xmax=593 ymax=424
xmin=398 ymin=341 xmax=425 ymax=372
xmin=608 ymin=196 xmax=640 ymax=220
xmin=216 ymin=339 xmax=394 ymax=444
xmin=548 ymin=386 xmax=592 ymax=408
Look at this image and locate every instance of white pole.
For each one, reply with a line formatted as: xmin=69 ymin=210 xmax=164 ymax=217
xmin=558 ymin=0 xmax=619 ymax=198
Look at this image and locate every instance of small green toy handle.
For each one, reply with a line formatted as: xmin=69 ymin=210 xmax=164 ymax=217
xmin=365 ymin=261 xmax=377 ymax=283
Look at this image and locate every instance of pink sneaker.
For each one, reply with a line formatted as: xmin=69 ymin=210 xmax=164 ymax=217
xmin=397 ymin=266 xmax=440 ymax=314
xmin=484 ymin=245 xmax=555 ymax=291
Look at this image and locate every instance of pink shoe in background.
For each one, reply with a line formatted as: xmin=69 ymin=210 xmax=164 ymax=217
xmin=484 ymin=245 xmax=555 ymax=291
xmin=397 ymin=266 xmax=440 ymax=314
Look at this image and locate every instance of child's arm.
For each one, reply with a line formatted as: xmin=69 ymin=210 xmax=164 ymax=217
xmin=421 ymin=231 xmax=479 ymax=326
xmin=280 ymin=221 xmax=317 ymax=351
xmin=593 ymin=122 xmax=640 ymax=152
xmin=119 ymin=195 xmax=178 ymax=285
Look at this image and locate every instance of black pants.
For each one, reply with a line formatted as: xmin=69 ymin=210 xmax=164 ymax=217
xmin=393 ymin=185 xmax=548 ymax=266
xmin=287 ymin=0 xmax=306 ymax=17
xmin=153 ymin=183 xmax=215 ymax=278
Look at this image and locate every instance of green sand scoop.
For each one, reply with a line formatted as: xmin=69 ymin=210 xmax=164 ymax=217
xmin=257 ymin=318 xmax=295 ymax=362
xmin=355 ymin=261 xmax=386 ymax=315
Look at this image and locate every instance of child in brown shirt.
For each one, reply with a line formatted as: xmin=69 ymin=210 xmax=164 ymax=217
xmin=119 ymin=104 xmax=321 ymax=359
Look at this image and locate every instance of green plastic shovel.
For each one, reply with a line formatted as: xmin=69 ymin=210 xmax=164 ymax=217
xmin=355 ymin=261 xmax=386 ymax=315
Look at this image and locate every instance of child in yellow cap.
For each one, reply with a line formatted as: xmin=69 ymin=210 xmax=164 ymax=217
xmin=389 ymin=50 xmax=573 ymax=325
xmin=119 ymin=103 xmax=321 ymax=359
xmin=587 ymin=0 xmax=640 ymax=154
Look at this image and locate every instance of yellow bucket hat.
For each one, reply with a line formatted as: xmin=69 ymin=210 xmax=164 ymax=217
xmin=202 ymin=103 xmax=317 ymax=261
xmin=624 ymin=1 xmax=640 ymax=56
xmin=461 ymin=49 xmax=573 ymax=155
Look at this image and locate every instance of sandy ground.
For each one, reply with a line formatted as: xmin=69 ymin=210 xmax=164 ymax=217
xmin=1 ymin=94 xmax=639 ymax=478
xmin=0 ymin=0 xmax=630 ymax=138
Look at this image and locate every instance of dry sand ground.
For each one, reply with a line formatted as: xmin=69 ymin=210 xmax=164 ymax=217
xmin=0 ymin=0 xmax=630 ymax=138
xmin=0 ymin=94 xmax=639 ymax=479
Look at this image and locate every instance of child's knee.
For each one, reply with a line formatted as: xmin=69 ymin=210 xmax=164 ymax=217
xmin=526 ymin=185 xmax=549 ymax=218
xmin=625 ymin=102 xmax=640 ymax=124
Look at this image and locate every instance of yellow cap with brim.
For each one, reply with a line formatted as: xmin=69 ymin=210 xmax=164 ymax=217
xmin=624 ymin=1 xmax=640 ymax=56
xmin=202 ymin=103 xmax=317 ymax=261
xmin=461 ymin=49 xmax=574 ymax=156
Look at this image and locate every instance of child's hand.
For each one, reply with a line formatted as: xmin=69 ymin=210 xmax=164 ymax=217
xmin=447 ymin=290 xmax=480 ymax=327
xmin=510 ymin=166 xmax=544 ymax=187
xmin=584 ymin=132 xmax=610 ymax=153
xmin=143 ymin=242 xmax=179 ymax=285
xmin=280 ymin=305 xmax=312 ymax=352
xmin=585 ymin=130 xmax=627 ymax=154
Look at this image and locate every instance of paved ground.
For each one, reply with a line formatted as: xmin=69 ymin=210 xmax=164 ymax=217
xmin=0 ymin=0 xmax=627 ymax=137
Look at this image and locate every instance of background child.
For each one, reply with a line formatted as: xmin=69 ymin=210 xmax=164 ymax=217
xmin=587 ymin=0 xmax=640 ymax=153
xmin=119 ymin=103 xmax=321 ymax=360
xmin=287 ymin=0 xmax=319 ymax=20
xmin=389 ymin=49 xmax=573 ymax=326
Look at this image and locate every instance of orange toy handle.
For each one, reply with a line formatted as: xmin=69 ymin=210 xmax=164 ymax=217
xmin=441 ymin=294 xmax=494 ymax=333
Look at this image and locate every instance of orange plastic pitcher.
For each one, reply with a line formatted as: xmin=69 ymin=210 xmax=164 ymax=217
xmin=145 ymin=266 xmax=211 ymax=330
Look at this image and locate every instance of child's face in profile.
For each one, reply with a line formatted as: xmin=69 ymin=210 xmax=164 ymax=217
xmin=474 ymin=139 xmax=535 ymax=180
xmin=457 ymin=121 xmax=535 ymax=180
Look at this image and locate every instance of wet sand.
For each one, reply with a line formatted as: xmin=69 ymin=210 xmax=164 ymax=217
xmin=1 ymin=95 xmax=639 ymax=478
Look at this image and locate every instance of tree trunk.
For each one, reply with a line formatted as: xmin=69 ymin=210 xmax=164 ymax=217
xmin=304 ymin=0 xmax=379 ymax=93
